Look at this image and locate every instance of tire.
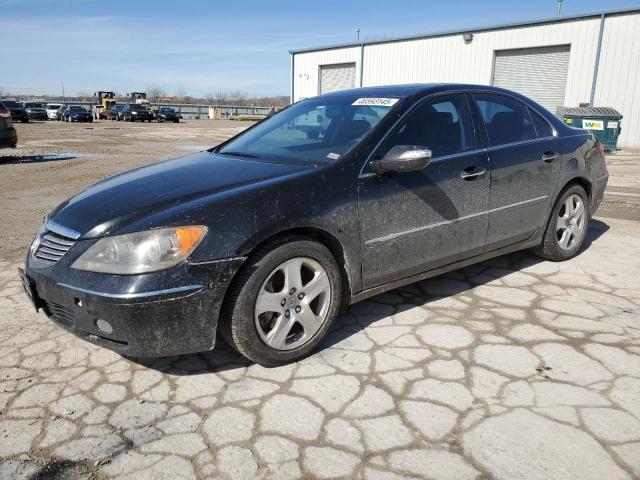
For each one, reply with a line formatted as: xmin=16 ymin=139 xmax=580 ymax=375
xmin=22 ymin=118 xmax=29 ymax=123
xmin=174 ymin=119 xmax=179 ymax=123
xmin=220 ymin=236 xmax=342 ymax=366
xmin=532 ymin=184 xmax=590 ymax=261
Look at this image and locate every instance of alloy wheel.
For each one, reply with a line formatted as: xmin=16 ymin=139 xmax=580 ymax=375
xmin=556 ymin=193 xmax=586 ymax=251
xmin=254 ymin=257 xmax=331 ymax=350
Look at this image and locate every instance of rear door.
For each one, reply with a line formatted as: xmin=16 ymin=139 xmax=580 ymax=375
xmin=471 ymin=92 xmax=561 ymax=250
xmin=358 ymin=93 xmax=490 ymax=288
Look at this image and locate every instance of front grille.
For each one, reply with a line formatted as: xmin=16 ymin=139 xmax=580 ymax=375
xmin=42 ymin=300 xmax=75 ymax=328
xmin=33 ymin=231 xmax=76 ymax=266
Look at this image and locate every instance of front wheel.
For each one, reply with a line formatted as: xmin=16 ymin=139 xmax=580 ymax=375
xmin=532 ymin=184 xmax=589 ymax=261
xmin=220 ymin=236 xmax=342 ymax=366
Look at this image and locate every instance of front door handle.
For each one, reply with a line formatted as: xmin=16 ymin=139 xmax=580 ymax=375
xmin=542 ymin=151 xmax=560 ymax=163
xmin=461 ymin=166 xmax=487 ymax=180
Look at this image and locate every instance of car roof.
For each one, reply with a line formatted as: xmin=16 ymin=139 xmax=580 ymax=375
xmin=317 ymin=83 xmax=533 ymax=99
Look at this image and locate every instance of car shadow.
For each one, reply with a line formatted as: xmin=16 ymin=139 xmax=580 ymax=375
xmin=128 ymin=218 xmax=610 ymax=375
xmin=0 ymin=153 xmax=77 ymax=165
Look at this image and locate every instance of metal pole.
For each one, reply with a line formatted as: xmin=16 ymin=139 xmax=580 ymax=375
xmin=356 ymin=28 xmax=360 ymax=42
xmin=359 ymin=43 xmax=365 ymax=88
xmin=290 ymin=52 xmax=295 ymax=104
xmin=590 ymin=13 xmax=606 ymax=106
xmin=557 ymin=0 xmax=563 ymax=16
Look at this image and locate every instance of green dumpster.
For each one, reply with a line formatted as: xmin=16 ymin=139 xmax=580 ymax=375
xmin=556 ymin=106 xmax=623 ymax=151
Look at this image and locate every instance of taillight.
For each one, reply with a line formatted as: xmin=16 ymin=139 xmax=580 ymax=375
xmin=596 ymin=140 xmax=605 ymax=158
xmin=0 ymin=104 xmax=9 ymax=118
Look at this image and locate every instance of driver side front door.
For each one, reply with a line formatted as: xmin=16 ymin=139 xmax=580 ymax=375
xmin=358 ymin=93 xmax=490 ymax=289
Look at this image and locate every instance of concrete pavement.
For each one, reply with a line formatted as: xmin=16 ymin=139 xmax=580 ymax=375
xmin=1 ymin=216 xmax=639 ymax=479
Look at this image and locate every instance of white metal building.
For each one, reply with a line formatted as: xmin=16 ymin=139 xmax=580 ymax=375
xmin=290 ymin=7 xmax=640 ymax=148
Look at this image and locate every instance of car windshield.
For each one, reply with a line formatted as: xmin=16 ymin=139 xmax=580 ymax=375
xmin=131 ymin=105 xmax=148 ymax=111
xmin=1 ymin=101 xmax=22 ymax=108
xmin=47 ymin=104 xmax=61 ymax=109
xmin=69 ymin=106 xmax=86 ymax=112
xmin=160 ymin=108 xmax=174 ymax=113
xmin=218 ymin=95 xmax=401 ymax=164
xmin=25 ymin=103 xmax=44 ymax=108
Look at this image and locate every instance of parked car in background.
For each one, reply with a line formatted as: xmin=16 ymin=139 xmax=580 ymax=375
xmin=156 ymin=107 xmax=180 ymax=123
xmin=0 ymin=102 xmax=18 ymax=148
xmin=23 ymin=102 xmax=48 ymax=121
xmin=122 ymin=103 xmax=152 ymax=122
xmin=46 ymin=103 xmax=63 ymax=120
xmin=62 ymin=105 xmax=93 ymax=123
xmin=55 ymin=105 xmax=67 ymax=121
xmin=108 ymin=104 xmax=124 ymax=120
xmin=19 ymin=84 xmax=608 ymax=366
xmin=0 ymin=100 xmax=29 ymax=123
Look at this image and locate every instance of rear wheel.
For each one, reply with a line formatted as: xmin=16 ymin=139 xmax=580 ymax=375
xmin=533 ymin=184 xmax=589 ymax=261
xmin=220 ymin=236 xmax=342 ymax=366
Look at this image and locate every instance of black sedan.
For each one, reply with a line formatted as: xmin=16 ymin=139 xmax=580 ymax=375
xmin=23 ymin=102 xmax=49 ymax=121
xmin=62 ymin=106 xmax=93 ymax=123
xmin=0 ymin=102 xmax=18 ymax=148
xmin=108 ymin=104 xmax=124 ymax=120
xmin=0 ymin=100 xmax=29 ymax=123
xmin=156 ymin=106 xmax=180 ymax=123
xmin=122 ymin=103 xmax=152 ymax=122
xmin=20 ymin=84 xmax=608 ymax=366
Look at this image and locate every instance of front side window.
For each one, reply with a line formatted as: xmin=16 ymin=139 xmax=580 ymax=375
xmin=473 ymin=93 xmax=537 ymax=146
xmin=219 ymin=95 xmax=400 ymax=165
xmin=378 ymin=94 xmax=477 ymax=159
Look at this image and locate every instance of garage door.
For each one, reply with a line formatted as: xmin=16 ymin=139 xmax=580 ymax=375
xmin=319 ymin=63 xmax=356 ymax=95
xmin=492 ymin=45 xmax=570 ymax=113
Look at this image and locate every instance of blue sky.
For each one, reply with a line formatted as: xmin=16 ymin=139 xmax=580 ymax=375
xmin=2 ymin=0 xmax=639 ymax=98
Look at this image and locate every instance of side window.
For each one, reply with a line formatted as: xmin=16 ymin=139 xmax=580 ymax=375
xmin=528 ymin=107 xmax=554 ymax=138
xmin=473 ymin=93 xmax=537 ymax=146
xmin=379 ymin=94 xmax=476 ymax=159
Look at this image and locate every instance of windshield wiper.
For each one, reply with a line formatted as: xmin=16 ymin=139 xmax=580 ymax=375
xmin=220 ymin=151 xmax=260 ymax=159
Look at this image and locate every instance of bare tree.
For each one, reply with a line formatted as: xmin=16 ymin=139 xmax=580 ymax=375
xmin=175 ymin=85 xmax=187 ymax=103
xmin=147 ymin=84 xmax=166 ymax=102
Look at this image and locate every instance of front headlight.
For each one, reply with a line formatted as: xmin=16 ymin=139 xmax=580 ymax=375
xmin=131 ymin=111 xmax=137 ymax=114
xmin=72 ymin=226 xmax=207 ymax=275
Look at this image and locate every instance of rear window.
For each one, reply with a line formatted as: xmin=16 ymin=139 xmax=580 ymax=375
xmin=473 ymin=93 xmax=537 ymax=146
xmin=1 ymin=101 xmax=22 ymax=108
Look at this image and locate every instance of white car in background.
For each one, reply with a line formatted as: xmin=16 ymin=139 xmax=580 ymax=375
xmin=46 ymin=103 xmax=63 ymax=120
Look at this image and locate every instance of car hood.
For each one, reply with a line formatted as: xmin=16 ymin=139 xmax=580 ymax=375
xmin=50 ymin=152 xmax=310 ymax=237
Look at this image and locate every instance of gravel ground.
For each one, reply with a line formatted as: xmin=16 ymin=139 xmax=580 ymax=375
xmin=1 ymin=120 xmax=639 ymax=479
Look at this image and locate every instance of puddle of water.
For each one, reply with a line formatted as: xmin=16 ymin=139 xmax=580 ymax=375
xmin=0 ymin=152 xmax=96 ymax=165
xmin=179 ymin=144 xmax=211 ymax=152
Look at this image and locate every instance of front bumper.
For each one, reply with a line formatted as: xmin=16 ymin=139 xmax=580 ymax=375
xmin=71 ymin=115 xmax=93 ymax=122
xmin=22 ymin=250 xmax=244 ymax=357
xmin=28 ymin=112 xmax=48 ymax=120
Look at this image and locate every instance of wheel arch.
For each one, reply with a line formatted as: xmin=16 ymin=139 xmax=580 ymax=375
xmin=559 ymin=176 xmax=593 ymax=209
xmin=220 ymin=226 xmax=354 ymax=321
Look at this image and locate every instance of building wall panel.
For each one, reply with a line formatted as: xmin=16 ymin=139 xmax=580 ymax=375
xmin=292 ymin=11 xmax=640 ymax=147
xmin=594 ymin=12 xmax=640 ymax=148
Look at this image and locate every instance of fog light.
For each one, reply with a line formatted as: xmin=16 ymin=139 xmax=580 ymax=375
xmin=95 ymin=318 xmax=113 ymax=334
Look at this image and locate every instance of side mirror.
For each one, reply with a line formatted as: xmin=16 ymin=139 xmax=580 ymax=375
xmin=371 ymin=145 xmax=432 ymax=174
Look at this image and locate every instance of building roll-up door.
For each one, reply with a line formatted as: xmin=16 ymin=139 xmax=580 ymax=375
xmin=492 ymin=45 xmax=571 ymax=113
xmin=319 ymin=63 xmax=356 ymax=95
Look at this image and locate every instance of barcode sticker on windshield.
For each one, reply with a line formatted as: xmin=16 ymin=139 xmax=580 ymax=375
xmin=327 ymin=152 xmax=341 ymax=160
xmin=352 ymin=98 xmax=399 ymax=107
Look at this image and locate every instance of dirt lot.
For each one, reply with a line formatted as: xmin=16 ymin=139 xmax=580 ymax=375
xmin=0 ymin=120 xmax=251 ymax=262
xmin=1 ymin=120 xmax=640 ymax=479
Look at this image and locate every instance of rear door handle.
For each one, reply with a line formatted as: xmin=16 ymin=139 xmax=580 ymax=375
xmin=461 ymin=166 xmax=487 ymax=180
xmin=542 ymin=151 xmax=560 ymax=163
